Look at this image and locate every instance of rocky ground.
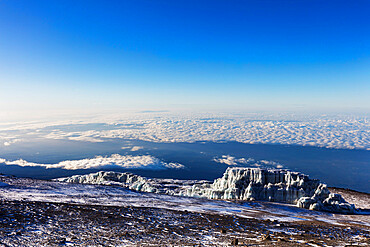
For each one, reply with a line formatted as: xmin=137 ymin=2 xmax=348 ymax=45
xmin=0 ymin=176 xmax=369 ymax=246
xmin=0 ymin=200 xmax=369 ymax=247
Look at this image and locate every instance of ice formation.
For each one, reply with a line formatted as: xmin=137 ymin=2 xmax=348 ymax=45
xmin=57 ymin=171 xmax=209 ymax=195
xmin=188 ymin=167 xmax=356 ymax=214
xmin=57 ymin=167 xmax=357 ymax=213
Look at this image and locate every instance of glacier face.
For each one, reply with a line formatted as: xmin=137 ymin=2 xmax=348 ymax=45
xmin=57 ymin=167 xmax=356 ymax=214
xmin=189 ymin=168 xmax=356 ymax=214
xmin=187 ymin=167 xmax=319 ymax=203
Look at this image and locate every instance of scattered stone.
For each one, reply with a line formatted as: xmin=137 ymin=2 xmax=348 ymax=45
xmin=277 ymin=237 xmax=287 ymax=242
xmin=231 ymin=238 xmax=238 ymax=245
xmin=261 ymin=234 xmax=272 ymax=241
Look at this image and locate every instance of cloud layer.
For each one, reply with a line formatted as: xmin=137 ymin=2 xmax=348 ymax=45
xmin=0 ymin=154 xmax=184 ymax=170
xmin=1 ymin=112 xmax=368 ymax=150
xmin=48 ymin=114 xmax=369 ymax=150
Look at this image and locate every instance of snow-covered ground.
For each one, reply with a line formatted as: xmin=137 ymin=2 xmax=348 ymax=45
xmin=0 ymin=175 xmax=369 ymax=227
xmin=0 ymin=175 xmax=368 ymax=246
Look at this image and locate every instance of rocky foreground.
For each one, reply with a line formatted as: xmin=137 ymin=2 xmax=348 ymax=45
xmin=0 ymin=199 xmax=369 ymax=247
xmin=0 ymin=174 xmax=369 ymax=246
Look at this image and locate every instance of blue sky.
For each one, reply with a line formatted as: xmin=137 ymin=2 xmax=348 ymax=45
xmin=0 ymin=0 xmax=369 ymax=118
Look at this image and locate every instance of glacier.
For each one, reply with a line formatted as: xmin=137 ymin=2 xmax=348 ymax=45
xmin=57 ymin=167 xmax=357 ymax=214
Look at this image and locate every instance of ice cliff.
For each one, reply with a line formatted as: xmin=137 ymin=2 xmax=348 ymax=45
xmin=185 ymin=167 xmax=356 ymax=214
xmin=57 ymin=167 xmax=356 ymax=213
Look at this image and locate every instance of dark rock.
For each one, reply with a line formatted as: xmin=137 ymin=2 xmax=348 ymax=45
xmin=261 ymin=234 xmax=272 ymax=241
xmin=231 ymin=238 xmax=239 ymax=245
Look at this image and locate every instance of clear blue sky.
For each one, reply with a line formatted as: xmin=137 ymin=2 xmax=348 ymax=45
xmin=0 ymin=0 xmax=369 ymax=118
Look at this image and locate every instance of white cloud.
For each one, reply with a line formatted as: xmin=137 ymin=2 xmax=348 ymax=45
xmin=130 ymin=146 xmax=143 ymax=151
xmin=121 ymin=146 xmax=143 ymax=151
xmin=0 ymin=154 xmax=184 ymax=170
xmin=213 ymin=155 xmax=255 ymax=166
xmin=65 ymin=113 xmax=368 ymax=150
xmin=2 ymin=112 xmax=369 ymax=150
xmin=2 ymin=139 xmax=19 ymax=146
xmin=213 ymin=155 xmax=284 ymax=169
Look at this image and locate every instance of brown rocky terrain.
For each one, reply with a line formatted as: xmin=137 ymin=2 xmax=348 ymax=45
xmin=0 ymin=200 xmax=369 ymax=246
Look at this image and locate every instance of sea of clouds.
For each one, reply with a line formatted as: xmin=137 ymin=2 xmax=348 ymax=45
xmin=0 ymin=112 xmax=369 ymax=150
xmin=0 ymin=154 xmax=184 ymax=170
